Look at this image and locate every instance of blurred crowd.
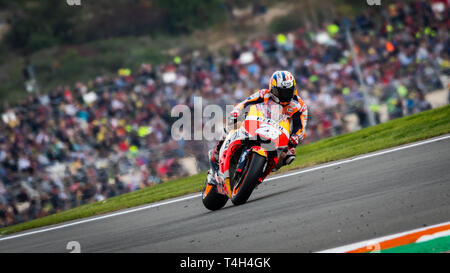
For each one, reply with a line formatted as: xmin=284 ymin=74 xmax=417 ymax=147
xmin=1 ymin=1 xmax=448 ymax=227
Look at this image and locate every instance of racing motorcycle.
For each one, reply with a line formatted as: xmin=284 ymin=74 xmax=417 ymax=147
xmin=202 ymin=101 xmax=292 ymax=210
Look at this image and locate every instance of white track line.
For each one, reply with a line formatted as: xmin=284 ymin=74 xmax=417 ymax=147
xmin=316 ymin=220 xmax=450 ymax=253
xmin=1 ymin=134 xmax=449 ymax=242
xmin=0 ymin=194 xmax=201 ymax=241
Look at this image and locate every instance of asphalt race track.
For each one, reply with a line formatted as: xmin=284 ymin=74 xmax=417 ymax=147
xmin=1 ymin=135 xmax=449 ymax=253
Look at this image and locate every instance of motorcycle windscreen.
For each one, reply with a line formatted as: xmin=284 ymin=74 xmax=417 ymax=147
xmin=242 ymin=103 xmax=290 ymax=150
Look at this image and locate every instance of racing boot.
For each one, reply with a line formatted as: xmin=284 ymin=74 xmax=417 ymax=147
xmin=206 ymin=127 xmax=229 ymax=184
xmin=272 ymin=147 xmax=296 ymax=172
xmin=208 ymin=139 xmax=224 ymax=174
xmin=284 ymin=147 xmax=296 ymax=165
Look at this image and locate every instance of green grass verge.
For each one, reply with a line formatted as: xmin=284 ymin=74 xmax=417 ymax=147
xmin=1 ymin=105 xmax=450 ymax=236
xmin=282 ymin=104 xmax=450 ymax=172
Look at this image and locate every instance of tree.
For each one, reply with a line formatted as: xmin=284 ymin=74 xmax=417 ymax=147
xmin=5 ymin=0 xmax=81 ymax=54
xmin=155 ymin=0 xmax=225 ymax=33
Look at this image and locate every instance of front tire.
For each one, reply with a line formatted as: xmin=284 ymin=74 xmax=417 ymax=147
xmin=230 ymin=153 xmax=267 ymax=206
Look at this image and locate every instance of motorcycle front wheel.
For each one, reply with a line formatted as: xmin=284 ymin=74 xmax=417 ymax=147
xmin=230 ymin=152 xmax=267 ymax=206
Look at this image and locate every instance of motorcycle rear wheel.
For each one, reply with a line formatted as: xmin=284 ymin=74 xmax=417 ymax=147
xmin=202 ymin=179 xmax=229 ymax=211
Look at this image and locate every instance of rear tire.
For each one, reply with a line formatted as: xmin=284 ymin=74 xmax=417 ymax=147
xmin=230 ymin=153 xmax=267 ymax=206
xmin=202 ymin=179 xmax=228 ymax=211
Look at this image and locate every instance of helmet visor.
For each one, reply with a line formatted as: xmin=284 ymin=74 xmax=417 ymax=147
xmin=272 ymin=86 xmax=294 ymax=103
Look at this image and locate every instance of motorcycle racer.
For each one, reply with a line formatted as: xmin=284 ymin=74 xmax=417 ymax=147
xmin=209 ymin=70 xmax=308 ymax=172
